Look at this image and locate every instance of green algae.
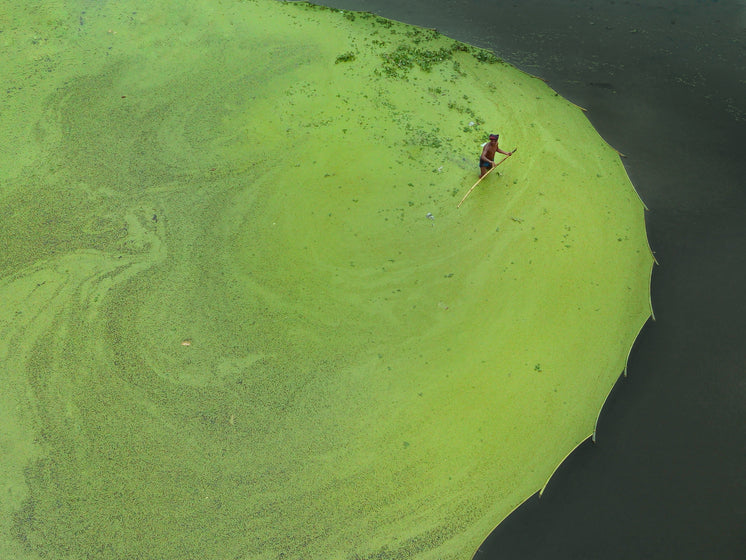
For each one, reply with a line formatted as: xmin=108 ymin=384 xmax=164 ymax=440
xmin=0 ymin=1 xmax=654 ymax=559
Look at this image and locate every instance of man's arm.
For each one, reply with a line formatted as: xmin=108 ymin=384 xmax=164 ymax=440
xmin=496 ymin=145 xmax=513 ymax=157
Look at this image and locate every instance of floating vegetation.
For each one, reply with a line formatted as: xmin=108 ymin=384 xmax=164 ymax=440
xmin=2 ymin=1 xmax=653 ymax=559
xmin=378 ymin=40 xmax=503 ymax=78
xmin=472 ymin=48 xmax=502 ymax=64
xmin=335 ymin=51 xmax=356 ymax=63
xmin=380 ymin=45 xmax=454 ymax=76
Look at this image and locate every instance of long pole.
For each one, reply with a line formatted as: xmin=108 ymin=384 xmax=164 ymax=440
xmin=457 ymin=147 xmax=518 ymax=208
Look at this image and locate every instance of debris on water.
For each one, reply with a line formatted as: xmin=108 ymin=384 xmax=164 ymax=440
xmin=426 ymin=212 xmax=434 ymax=220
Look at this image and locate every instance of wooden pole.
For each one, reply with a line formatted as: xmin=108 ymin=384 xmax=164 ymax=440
xmin=457 ymin=147 xmax=517 ymax=208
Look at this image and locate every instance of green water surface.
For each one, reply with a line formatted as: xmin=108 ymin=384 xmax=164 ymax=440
xmin=0 ymin=1 xmax=654 ymax=558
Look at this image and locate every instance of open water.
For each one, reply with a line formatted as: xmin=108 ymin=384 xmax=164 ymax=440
xmin=304 ymin=0 xmax=746 ymax=558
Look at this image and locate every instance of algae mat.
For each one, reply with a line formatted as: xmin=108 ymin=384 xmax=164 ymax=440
xmin=0 ymin=1 xmax=654 ymax=558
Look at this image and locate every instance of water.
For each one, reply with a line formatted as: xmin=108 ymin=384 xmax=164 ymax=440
xmin=311 ymin=1 xmax=746 ymax=558
xmin=0 ymin=1 xmax=660 ymax=558
xmin=3 ymin=0 xmax=743 ymax=557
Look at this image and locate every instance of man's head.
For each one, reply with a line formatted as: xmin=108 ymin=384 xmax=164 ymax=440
xmin=489 ymin=133 xmax=499 ymax=142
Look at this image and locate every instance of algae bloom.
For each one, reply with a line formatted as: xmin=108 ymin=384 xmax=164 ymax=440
xmin=0 ymin=1 xmax=654 ymax=559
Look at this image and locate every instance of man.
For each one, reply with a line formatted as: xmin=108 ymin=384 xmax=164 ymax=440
xmin=479 ymin=133 xmax=513 ymax=177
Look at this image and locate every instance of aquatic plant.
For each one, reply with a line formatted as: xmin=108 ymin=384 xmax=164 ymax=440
xmin=335 ymin=51 xmax=356 ymax=63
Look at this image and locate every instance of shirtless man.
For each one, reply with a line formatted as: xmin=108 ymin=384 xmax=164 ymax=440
xmin=479 ymin=133 xmax=513 ymax=177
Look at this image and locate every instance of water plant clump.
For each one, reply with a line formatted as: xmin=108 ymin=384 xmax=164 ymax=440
xmin=335 ymin=51 xmax=356 ymax=63
xmin=377 ymin=40 xmax=503 ymax=78
xmin=471 ymin=47 xmax=502 ymax=64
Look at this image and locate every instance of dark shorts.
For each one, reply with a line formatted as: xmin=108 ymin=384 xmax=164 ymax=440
xmin=479 ymin=160 xmax=492 ymax=168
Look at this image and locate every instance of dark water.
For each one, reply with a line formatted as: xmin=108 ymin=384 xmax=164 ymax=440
xmin=298 ymin=0 xmax=746 ymax=557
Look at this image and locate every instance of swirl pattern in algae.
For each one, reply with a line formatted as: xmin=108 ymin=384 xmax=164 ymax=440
xmin=0 ymin=1 xmax=654 ymax=559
